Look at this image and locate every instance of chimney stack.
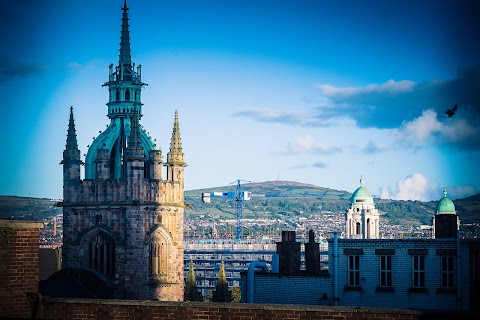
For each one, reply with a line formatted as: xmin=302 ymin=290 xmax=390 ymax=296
xmin=305 ymin=230 xmax=321 ymax=274
xmin=276 ymin=230 xmax=301 ymax=274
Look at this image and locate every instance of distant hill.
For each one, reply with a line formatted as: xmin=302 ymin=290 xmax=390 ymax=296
xmin=1 ymin=181 xmax=478 ymax=226
xmin=186 ymin=180 xmax=350 ymax=199
xmin=185 ymin=181 xmax=480 ymax=226
xmin=0 ymin=196 xmax=61 ymax=221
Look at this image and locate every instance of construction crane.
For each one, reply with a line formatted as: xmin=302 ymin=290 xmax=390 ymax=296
xmin=202 ymin=179 xmax=251 ymax=240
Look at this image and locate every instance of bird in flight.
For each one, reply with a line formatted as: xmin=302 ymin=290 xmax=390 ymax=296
xmin=445 ymin=104 xmax=458 ymax=117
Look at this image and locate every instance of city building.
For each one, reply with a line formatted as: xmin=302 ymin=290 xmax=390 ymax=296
xmin=58 ymin=1 xmax=186 ymax=301
xmin=240 ymin=185 xmax=480 ymax=311
xmin=345 ymin=177 xmax=380 ymax=239
xmin=184 ymin=239 xmax=277 ymax=296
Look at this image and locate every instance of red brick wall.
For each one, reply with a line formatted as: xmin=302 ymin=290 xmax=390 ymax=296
xmin=0 ymin=220 xmax=43 ymax=318
xmin=37 ymin=298 xmax=427 ymax=320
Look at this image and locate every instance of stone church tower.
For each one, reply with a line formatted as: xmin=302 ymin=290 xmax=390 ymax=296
xmin=345 ymin=177 xmax=380 ymax=239
xmin=60 ymin=1 xmax=186 ymax=301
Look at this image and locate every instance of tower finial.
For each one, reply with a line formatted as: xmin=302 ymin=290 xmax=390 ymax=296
xmin=360 ymin=175 xmax=363 ymax=187
xmin=125 ymin=110 xmax=145 ymax=160
xmin=118 ymin=0 xmax=132 ymax=66
xmin=167 ymin=111 xmax=186 ymax=165
xmin=443 ymin=188 xmax=447 ymax=198
xmin=65 ymin=106 xmax=79 ymax=151
xmin=61 ymin=106 xmax=82 ymax=165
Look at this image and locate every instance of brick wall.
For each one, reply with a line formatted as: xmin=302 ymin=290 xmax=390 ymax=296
xmin=36 ymin=297 xmax=432 ymax=320
xmin=0 ymin=220 xmax=44 ymax=318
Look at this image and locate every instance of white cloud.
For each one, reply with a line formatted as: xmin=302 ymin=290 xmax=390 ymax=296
xmin=397 ymin=109 xmax=443 ymax=142
xmin=380 ymin=173 xmax=479 ymax=201
xmin=394 ymin=109 xmax=480 ymax=146
xmin=285 ymin=135 xmax=342 ymax=154
xmin=318 ymin=79 xmax=416 ymax=98
xmin=235 ymin=108 xmax=355 ymax=127
xmin=380 ymin=173 xmax=439 ymax=201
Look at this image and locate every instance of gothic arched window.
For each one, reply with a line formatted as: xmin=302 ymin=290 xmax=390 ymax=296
xmin=149 ymin=230 xmax=170 ymax=278
xmin=87 ymin=231 xmax=115 ymax=277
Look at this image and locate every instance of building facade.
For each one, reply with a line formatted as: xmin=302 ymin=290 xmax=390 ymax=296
xmin=241 ymin=188 xmax=480 ymax=311
xmin=345 ymin=177 xmax=380 ymax=239
xmin=60 ymin=1 xmax=186 ymax=301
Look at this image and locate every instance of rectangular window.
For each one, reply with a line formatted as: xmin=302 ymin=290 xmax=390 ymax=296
xmin=379 ymin=255 xmax=392 ymax=287
xmin=441 ymin=256 xmax=454 ymax=288
xmin=348 ymin=255 xmax=360 ymax=286
xmin=412 ymin=255 xmax=425 ymax=288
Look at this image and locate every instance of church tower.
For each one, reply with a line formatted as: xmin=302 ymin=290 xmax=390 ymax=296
xmin=61 ymin=1 xmax=185 ymax=301
xmin=432 ymin=189 xmax=460 ymax=239
xmin=345 ymin=177 xmax=380 ymax=239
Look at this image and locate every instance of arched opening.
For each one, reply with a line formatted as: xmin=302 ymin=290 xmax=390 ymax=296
xmin=115 ymin=89 xmax=120 ymax=101
xmin=149 ymin=229 xmax=171 ymax=279
xmin=125 ymin=89 xmax=130 ymax=101
xmin=356 ymin=222 xmax=361 ymax=235
xmin=85 ymin=231 xmax=115 ymax=277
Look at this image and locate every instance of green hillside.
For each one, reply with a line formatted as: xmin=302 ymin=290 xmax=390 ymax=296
xmin=185 ymin=181 xmax=479 ymax=226
xmin=1 ymin=181 xmax=478 ymax=227
xmin=0 ymin=196 xmax=61 ymax=221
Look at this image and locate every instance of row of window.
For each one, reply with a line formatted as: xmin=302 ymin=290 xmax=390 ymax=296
xmin=347 ymin=255 xmax=454 ymax=289
xmin=112 ymin=88 xmax=140 ymax=102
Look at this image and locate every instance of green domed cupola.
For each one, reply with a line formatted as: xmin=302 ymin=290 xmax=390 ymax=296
xmin=350 ymin=176 xmax=374 ymax=205
xmin=436 ymin=189 xmax=456 ymax=213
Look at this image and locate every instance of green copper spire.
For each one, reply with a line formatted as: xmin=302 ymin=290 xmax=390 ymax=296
xmin=167 ymin=111 xmax=186 ymax=165
xmin=128 ymin=111 xmax=142 ymax=149
xmin=119 ymin=0 xmax=132 ymax=66
xmin=87 ymin=0 xmax=154 ymax=180
xmin=125 ymin=111 xmax=145 ymax=160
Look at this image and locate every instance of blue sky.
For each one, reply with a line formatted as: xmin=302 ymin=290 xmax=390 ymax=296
xmin=0 ymin=0 xmax=479 ymax=201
